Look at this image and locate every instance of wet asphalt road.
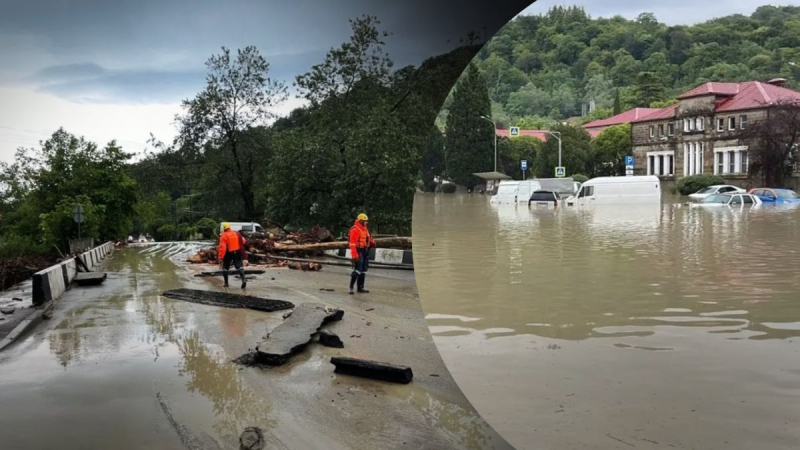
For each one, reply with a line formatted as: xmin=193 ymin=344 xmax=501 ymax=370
xmin=0 ymin=243 xmax=511 ymax=450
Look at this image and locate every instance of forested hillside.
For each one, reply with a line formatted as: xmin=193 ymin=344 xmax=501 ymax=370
xmin=457 ymin=5 xmax=800 ymax=128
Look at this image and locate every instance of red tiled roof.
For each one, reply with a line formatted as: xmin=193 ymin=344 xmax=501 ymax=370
xmin=495 ymin=129 xmax=549 ymax=142
xmin=631 ymin=104 xmax=679 ymax=123
xmin=583 ymin=108 xmax=660 ymax=129
xmin=678 ymin=82 xmax=741 ymax=99
xmin=715 ymin=81 xmax=800 ymax=112
xmin=631 ymin=81 xmax=800 ymax=123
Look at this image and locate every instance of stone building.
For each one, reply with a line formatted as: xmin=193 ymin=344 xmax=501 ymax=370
xmin=630 ymin=79 xmax=800 ymax=186
xmin=583 ymin=107 xmax=660 ymax=138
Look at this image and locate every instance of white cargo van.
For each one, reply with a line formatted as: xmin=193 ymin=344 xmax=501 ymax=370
xmin=565 ymin=176 xmax=661 ymax=206
xmin=490 ymin=180 xmax=543 ymax=204
xmin=220 ymin=222 xmax=265 ymax=234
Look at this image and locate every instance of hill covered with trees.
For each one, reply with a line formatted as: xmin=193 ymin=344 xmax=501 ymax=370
xmin=462 ymin=4 xmax=800 ymax=128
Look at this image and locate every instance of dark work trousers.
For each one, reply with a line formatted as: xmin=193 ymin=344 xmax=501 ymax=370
xmin=349 ymin=248 xmax=370 ymax=290
xmin=222 ymin=251 xmax=244 ymax=286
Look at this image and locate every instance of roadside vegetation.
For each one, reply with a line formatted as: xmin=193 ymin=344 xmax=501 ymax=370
xmin=0 ymin=15 xmax=481 ymax=264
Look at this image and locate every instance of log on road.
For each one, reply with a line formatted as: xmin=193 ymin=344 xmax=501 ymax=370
xmin=162 ymin=289 xmax=294 ymax=312
xmin=330 ymin=357 xmax=413 ymax=384
xmin=271 ymin=237 xmax=412 ymax=252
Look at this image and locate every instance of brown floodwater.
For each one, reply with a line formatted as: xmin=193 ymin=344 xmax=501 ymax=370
xmin=413 ymin=192 xmax=800 ymax=450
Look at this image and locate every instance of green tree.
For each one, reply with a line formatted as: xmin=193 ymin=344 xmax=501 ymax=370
xmin=634 ymin=71 xmax=665 ymax=107
xmin=613 ymin=89 xmax=622 ymax=115
xmin=421 ymin=128 xmax=446 ymax=191
xmin=445 ymin=62 xmax=494 ymax=189
xmin=534 ymin=124 xmax=593 ymax=178
xmin=497 ymin=136 xmax=543 ymax=179
xmin=177 ymin=46 xmax=287 ymax=219
xmin=590 ymin=124 xmax=631 ymax=176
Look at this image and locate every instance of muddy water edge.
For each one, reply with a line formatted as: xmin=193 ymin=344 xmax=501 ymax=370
xmin=413 ymin=192 xmax=800 ymax=450
xmin=0 ymin=242 xmax=512 ymax=450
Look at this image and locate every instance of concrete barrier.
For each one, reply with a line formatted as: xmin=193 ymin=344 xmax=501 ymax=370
xmin=32 ymin=241 xmax=115 ymax=306
xmin=326 ymin=248 xmax=413 ymax=266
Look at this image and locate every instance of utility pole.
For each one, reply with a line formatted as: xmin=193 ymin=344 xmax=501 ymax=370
xmin=547 ymin=131 xmax=563 ymax=167
xmin=480 ymin=115 xmax=497 ymax=172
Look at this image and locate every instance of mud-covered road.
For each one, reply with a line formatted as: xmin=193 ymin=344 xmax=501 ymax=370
xmin=0 ymin=243 xmax=511 ymax=450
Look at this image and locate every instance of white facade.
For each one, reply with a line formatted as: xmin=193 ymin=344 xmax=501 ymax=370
xmin=714 ymin=146 xmax=749 ymax=175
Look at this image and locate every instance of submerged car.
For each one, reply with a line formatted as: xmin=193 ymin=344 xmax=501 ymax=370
xmin=691 ymin=193 xmax=761 ymax=207
xmin=748 ymin=188 xmax=800 ymax=204
xmin=688 ymin=185 xmax=746 ymax=201
xmin=529 ymin=190 xmax=561 ymax=209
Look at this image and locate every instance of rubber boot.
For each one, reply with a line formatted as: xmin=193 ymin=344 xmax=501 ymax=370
xmin=239 ymin=269 xmax=246 ymax=289
xmin=349 ymin=271 xmax=358 ymax=294
xmin=357 ymin=273 xmax=369 ymax=293
xmin=222 ymin=271 xmax=229 ymax=287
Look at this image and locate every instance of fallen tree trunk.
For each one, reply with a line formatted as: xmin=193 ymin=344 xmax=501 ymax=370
xmin=271 ymin=237 xmax=412 ymax=252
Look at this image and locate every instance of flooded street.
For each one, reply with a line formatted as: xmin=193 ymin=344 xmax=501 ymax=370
xmin=413 ymin=193 xmax=800 ymax=450
xmin=0 ymin=243 xmax=511 ymax=450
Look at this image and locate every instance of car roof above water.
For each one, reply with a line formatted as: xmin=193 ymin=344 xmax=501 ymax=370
xmin=583 ymin=176 xmax=660 ymax=185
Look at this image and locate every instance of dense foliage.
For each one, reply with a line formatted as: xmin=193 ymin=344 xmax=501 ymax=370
xmin=472 ymin=5 xmax=800 ymax=127
xmin=676 ymin=174 xmax=726 ymax=195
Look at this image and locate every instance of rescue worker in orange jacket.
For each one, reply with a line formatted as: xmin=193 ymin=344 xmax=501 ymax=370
xmin=348 ymin=213 xmax=376 ymax=294
xmin=218 ymin=222 xmax=247 ymax=288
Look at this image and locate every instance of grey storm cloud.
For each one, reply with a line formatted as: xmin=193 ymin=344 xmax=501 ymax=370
xmin=0 ymin=0 xmax=535 ymax=104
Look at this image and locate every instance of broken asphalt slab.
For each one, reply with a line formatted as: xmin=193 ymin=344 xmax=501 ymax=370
xmin=243 ymin=302 xmax=344 ymax=366
xmin=162 ymin=288 xmax=294 ymax=313
xmin=330 ymin=357 xmax=414 ymax=384
xmin=74 ymin=272 xmax=107 ymax=286
xmin=318 ymin=330 xmax=344 ymax=348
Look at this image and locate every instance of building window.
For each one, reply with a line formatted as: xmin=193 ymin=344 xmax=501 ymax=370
xmin=696 ymin=117 xmax=704 ymax=131
xmin=716 ymin=152 xmax=724 ymax=174
xmin=684 ymin=119 xmax=690 ymax=132
xmin=648 ymin=155 xmax=655 ymax=175
xmin=668 ymin=155 xmax=674 ymax=175
xmin=647 ymin=152 xmax=674 ymax=176
xmin=740 ymin=150 xmax=749 ymax=173
xmin=658 ymin=124 xmax=664 ymax=136
xmin=729 ymin=117 xmax=736 ymax=130
xmin=740 ymin=115 xmax=748 ymax=129
xmin=649 ymin=125 xmax=654 ymax=138
xmin=684 ymin=143 xmax=703 ymax=176
xmin=668 ymin=122 xmax=675 ymax=136
xmin=717 ymin=118 xmax=724 ymax=132
xmin=728 ymin=151 xmax=736 ymax=174
xmin=658 ymin=155 xmax=664 ymax=175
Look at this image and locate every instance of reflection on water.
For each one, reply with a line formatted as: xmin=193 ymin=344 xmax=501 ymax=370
xmin=415 ymin=194 xmax=800 ymax=340
xmin=413 ymin=193 xmax=800 ymax=449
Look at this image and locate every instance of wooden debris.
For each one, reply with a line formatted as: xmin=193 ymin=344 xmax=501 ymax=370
xmin=330 ymin=357 xmax=413 ymax=384
xmin=288 ymin=262 xmax=322 ymax=271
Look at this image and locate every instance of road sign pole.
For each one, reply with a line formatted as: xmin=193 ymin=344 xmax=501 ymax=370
xmin=558 ymin=137 xmax=562 ymax=167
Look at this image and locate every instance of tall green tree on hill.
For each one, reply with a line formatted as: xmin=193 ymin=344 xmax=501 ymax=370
xmin=177 ymin=46 xmax=287 ymax=219
xmin=445 ymin=63 xmax=493 ymax=189
xmin=635 ymin=71 xmax=665 ymax=107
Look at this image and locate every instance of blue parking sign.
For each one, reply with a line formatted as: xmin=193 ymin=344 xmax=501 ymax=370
xmin=625 ymin=155 xmax=634 ymax=166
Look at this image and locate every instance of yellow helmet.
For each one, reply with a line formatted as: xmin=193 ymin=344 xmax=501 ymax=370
xmin=357 ymin=213 xmax=368 ymax=221
xmin=222 ymin=222 xmax=231 ymax=230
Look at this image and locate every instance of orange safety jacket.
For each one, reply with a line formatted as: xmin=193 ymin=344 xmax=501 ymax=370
xmin=218 ymin=229 xmax=246 ymax=260
xmin=349 ymin=220 xmax=375 ymax=257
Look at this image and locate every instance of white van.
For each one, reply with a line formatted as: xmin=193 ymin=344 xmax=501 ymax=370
xmin=566 ymin=176 xmax=661 ymax=206
xmin=490 ymin=180 xmax=543 ymax=204
xmin=220 ymin=222 xmax=265 ymax=234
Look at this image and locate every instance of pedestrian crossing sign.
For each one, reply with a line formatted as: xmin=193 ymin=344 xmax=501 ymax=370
xmin=509 ymin=127 xmax=520 ymax=137
xmin=555 ymin=166 xmax=566 ymax=178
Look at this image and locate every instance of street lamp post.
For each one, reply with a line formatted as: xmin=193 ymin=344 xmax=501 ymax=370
xmin=480 ymin=115 xmax=497 ymax=172
xmin=547 ymin=131 xmax=562 ymax=167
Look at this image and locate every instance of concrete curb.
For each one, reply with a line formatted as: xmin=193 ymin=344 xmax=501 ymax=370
xmin=32 ymin=241 xmax=114 ymax=306
xmin=0 ymin=301 xmax=53 ymax=352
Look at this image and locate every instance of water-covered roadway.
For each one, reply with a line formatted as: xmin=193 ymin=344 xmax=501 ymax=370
xmin=0 ymin=242 xmax=511 ymax=450
xmin=413 ymin=193 xmax=800 ymax=450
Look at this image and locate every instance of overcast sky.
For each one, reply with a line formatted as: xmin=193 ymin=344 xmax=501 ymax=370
xmin=0 ymin=0 xmax=795 ymax=162
xmin=522 ymin=0 xmax=799 ymax=25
